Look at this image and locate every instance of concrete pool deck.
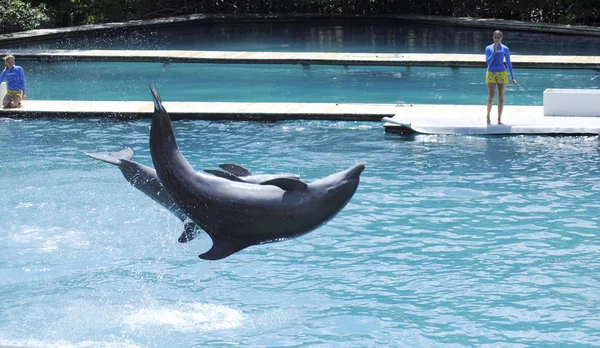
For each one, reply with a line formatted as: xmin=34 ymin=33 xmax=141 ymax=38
xmin=2 ymin=49 xmax=600 ymax=69
xmin=2 ymin=101 xmax=599 ymax=136
xmin=0 ymin=100 xmax=399 ymax=121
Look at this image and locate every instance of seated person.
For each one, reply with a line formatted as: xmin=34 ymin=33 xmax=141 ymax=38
xmin=0 ymin=55 xmax=27 ymax=108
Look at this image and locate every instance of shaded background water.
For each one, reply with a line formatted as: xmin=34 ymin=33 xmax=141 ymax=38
xmin=8 ymin=21 xmax=600 ymax=55
xmin=1 ymin=119 xmax=600 ymax=347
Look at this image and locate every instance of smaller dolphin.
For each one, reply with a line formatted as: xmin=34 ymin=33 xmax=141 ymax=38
xmin=85 ymin=148 xmax=201 ymax=243
xmin=86 ymin=149 xmax=301 ymax=243
xmin=204 ymin=163 xmax=300 ymax=184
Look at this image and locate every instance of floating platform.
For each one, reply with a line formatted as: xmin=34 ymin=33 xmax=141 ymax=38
xmin=383 ymin=104 xmax=600 ymax=135
xmin=2 ymin=49 xmax=600 ymax=69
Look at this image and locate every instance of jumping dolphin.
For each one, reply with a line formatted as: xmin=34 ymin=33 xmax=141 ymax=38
xmin=148 ymin=83 xmax=364 ymax=260
xmin=84 ymin=148 xmax=201 ymax=243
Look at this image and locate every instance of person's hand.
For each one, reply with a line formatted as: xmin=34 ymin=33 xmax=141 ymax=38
xmin=493 ymin=43 xmax=498 ymax=51
xmin=512 ymin=79 xmax=518 ymax=86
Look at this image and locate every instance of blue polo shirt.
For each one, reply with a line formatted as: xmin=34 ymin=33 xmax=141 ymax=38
xmin=0 ymin=66 xmax=27 ymax=93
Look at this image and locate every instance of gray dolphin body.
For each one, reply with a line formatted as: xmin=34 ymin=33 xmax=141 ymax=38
xmin=85 ymin=148 xmax=200 ymax=243
xmin=148 ymin=84 xmax=364 ymax=260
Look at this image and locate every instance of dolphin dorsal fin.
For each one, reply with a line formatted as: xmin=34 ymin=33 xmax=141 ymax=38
xmin=219 ymin=163 xmax=252 ymax=177
xmin=204 ymin=169 xmax=243 ymax=182
xmin=260 ymin=178 xmax=308 ymax=191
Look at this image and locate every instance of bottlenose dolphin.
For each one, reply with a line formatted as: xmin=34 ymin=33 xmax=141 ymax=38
xmin=148 ymin=83 xmax=364 ymax=260
xmin=84 ymin=148 xmax=200 ymax=243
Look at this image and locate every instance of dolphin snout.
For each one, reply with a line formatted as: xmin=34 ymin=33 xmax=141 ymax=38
xmin=345 ymin=163 xmax=365 ymax=180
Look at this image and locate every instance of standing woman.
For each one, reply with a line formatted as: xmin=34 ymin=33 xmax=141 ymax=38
xmin=485 ymin=30 xmax=517 ymax=125
xmin=0 ymin=55 xmax=27 ymax=108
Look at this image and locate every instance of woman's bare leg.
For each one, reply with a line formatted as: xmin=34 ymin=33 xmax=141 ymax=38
xmin=486 ymin=83 xmax=496 ymax=125
xmin=497 ymin=83 xmax=507 ymax=124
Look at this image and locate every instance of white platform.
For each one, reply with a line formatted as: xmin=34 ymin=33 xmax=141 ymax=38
xmin=383 ymin=104 xmax=600 ymax=135
xmin=543 ymin=88 xmax=600 ymax=117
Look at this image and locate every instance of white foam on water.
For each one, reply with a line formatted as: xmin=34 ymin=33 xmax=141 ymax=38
xmin=11 ymin=226 xmax=90 ymax=253
xmin=125 ymin=303 xmax=245 ymax=332
xmin=0 ymin=338 xmax=141 ymax=348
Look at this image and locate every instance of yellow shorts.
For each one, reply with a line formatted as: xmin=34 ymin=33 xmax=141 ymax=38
xmin=6 ymin=89 xmax=23 ymax=97
xmin=486 ymin=72 xmax=509 ymax=84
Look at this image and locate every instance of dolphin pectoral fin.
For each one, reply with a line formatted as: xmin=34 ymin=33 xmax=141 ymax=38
xmin=178 ymin=222 xmax=200 ymax=243
xmin=199 ymin=237 xmax=250 ymax=260
xmin=219 ymin=163 xmax=252 ymax=177
xmin=203 ymin=169 xmax=243 ymax=182
xmin=259 ymin=178 xmax=309 ymax=191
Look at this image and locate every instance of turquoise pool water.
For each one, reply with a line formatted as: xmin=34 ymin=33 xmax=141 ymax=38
xmin=1 ymin=118 xmax=600 ymax=347
xmin=20 ymin=62 xmax=600 ymax=105
xmin=11 ymin=21 xmax=600 ymax=55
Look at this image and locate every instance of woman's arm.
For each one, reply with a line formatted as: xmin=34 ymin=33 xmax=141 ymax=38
xmin=19 ymin=67 xmax=26 ymax=94
xmin=504 ymin=46 xmax=515 ymax=81
xmin=485 ymin=45 xmax=495 ymax=66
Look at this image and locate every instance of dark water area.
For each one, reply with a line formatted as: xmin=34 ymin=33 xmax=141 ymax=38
xmin=8 ymin=21 xmax=600 ymax=55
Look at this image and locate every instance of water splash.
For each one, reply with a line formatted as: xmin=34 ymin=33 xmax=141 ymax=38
xmin=125 ymin=303 xmax=244 ymax=332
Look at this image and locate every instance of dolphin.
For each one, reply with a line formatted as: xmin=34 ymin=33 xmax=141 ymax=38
xmin=148 ymin=83 xmax=364 ymax=260
xmin=84 ymin=148 xmax=201 ymax=243
xmin=85 ymin=149 xmax=301 ymax=243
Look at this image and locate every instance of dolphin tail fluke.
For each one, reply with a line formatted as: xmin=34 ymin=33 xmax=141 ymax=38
xmin=199 ymin=237 xmax=249 ymax=260
xmin=85 ymin=148 xmax=133 ymax=166
xmin=178 ymin=222 xmax=200 ymax=243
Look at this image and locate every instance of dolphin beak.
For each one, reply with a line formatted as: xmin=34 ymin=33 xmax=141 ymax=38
xmin=344 ymin=163 xmax=365 ymax=180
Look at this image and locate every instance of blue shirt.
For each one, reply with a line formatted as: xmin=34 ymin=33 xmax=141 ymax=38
xmin=0 ymin=66 xmax=26 ymax=93
xmin=485 ymin=43 xmax=514 ymax=80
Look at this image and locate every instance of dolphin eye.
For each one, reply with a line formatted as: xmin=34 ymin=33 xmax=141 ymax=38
xmin=327 ymin=188 xmax=335 ymax=194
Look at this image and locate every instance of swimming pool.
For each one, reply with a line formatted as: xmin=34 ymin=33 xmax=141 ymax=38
xmin=19 ymin=61 xmax=600 ymax=105
xmin=1 ymin=118 xmax=600 ymax=347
